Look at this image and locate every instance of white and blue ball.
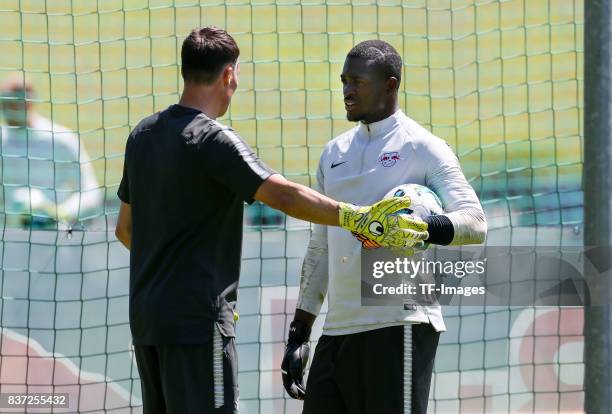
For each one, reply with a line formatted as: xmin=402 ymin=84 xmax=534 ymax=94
xmin=385 ymin=183 xmax=444 ymax=219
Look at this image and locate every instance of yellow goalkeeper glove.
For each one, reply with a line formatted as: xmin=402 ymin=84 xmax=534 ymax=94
xmin=339 ymin=197 xmax=429 ymax=249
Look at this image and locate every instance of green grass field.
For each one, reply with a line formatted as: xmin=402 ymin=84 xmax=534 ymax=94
xmin=1 ymin=0 xmax=583 ymax=219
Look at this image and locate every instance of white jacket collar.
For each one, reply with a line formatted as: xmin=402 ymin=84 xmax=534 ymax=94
xmin=357 ymin=109 xmax=402 ymax=138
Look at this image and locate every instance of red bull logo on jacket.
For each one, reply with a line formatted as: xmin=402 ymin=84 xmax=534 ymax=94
xmin=378 ymin=151 xmax=400 ymax=167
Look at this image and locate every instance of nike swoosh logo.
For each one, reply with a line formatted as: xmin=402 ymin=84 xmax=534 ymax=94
xmin=331 ymin=161 xmax=347 ymax=168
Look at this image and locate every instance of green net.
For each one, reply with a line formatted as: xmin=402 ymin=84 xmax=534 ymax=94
xmin=0 ymin=0 xmax=583 ymax=413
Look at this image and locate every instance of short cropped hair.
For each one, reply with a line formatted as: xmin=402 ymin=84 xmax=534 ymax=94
xmin=181 ymin=26 xmax=240 ymax=85
xmin=346 ymin=40 xmax=402 ymax=87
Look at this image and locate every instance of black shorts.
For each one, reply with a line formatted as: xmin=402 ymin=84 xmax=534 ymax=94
xmin=134 ymin=326 xmax=238 ymax=414
xmin=303 ymin=323 xmax=440 ymax=414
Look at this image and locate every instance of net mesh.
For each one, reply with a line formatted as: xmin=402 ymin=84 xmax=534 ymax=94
xmin=0 ymin=0 xmax=584 ymax=413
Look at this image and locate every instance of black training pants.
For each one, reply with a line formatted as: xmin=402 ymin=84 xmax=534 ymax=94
xmin=303 ymin=323 xmax=440 ymax=414
xmin=134 ymin=329 xmax=238 ymax=414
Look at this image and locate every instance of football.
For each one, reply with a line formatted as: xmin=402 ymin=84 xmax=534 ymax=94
xmin=384 ymin=183 xmax=444 ymax=219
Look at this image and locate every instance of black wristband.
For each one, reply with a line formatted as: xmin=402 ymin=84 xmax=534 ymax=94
xmin=424 ymin=214 xmax=454 ymax=245
xmin=288 ymin=319 xmax=311 ymax=344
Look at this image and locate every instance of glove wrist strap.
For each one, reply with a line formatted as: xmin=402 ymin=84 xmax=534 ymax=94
xmin=338 ymin=202 xmax=359 ymax=229
xmin=423 ymin=214 xmax=454 ymax=245
xmin=288 ymin=319 xmax=311 ymax=344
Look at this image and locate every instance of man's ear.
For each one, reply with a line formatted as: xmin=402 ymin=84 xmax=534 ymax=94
xmin=223 ymin=64 xmax=234 ymax=86
xmin=387 ymin=77 xmax=399 ymax=93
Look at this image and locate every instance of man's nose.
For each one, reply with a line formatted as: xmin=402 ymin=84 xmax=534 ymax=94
xmin=343 ymin=83 xmax=355 ymax=97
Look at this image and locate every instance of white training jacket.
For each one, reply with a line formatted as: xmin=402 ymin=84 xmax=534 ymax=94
xmin=1 ymin=115 xmax=102 ymax=227
xmin=297 ymin=109 xmax=487 ymax=335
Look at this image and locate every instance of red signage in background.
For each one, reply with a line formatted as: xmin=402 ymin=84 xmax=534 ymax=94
xmin=0 ymin=329 xmax=141 ymax=413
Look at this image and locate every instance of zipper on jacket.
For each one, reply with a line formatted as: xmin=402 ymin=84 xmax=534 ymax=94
xmin=359 ymin=124 xmax=372 ymax=174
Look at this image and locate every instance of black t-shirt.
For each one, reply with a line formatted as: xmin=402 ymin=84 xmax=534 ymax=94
xmin=117 ymin=104 xmax=274 ymax=345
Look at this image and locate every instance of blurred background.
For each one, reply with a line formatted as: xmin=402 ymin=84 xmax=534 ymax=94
xmin=0 ymin=0 xmax=583 ymax=413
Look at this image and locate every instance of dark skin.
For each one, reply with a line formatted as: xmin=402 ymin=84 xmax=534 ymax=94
xmin=341 ymin=56 xmax=400 ymax=124
xmin=293 ymin=56 xmax=400 ymax=328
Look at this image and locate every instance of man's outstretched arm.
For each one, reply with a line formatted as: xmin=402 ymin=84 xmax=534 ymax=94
xmin=255 ymin=174 xmax=429 ymax=249
xmin=254 ymin=174 xmax=339 ymax=226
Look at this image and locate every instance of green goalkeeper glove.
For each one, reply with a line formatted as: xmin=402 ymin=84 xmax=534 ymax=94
xmin=339 ymin=197 xmax=429 ymax=249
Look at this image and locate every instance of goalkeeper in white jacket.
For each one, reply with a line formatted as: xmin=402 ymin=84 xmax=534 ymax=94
xmin=281 ymin=40 xmax=487 ymax=414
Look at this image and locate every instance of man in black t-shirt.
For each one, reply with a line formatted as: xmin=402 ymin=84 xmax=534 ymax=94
xmin=115 ymin=27 xmax=430 ymax=414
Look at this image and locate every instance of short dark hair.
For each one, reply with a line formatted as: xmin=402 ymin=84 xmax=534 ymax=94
xmin=181 ymin=26 xmax=240 ymax=85
xmin=346 ymin=40 xmax=402 ymax=87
